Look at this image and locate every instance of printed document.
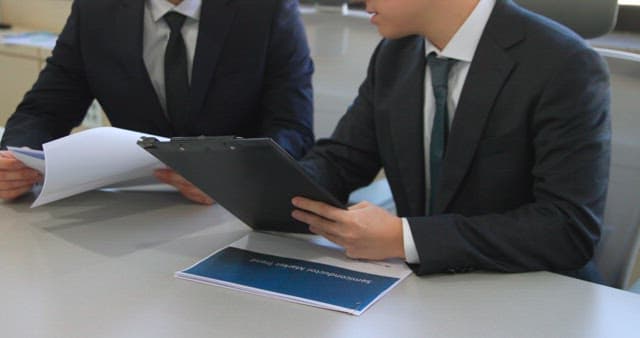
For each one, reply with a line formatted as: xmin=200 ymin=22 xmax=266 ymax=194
xmin=8 ymin=127 xmax=169 ymax=207
xmin=176 ymin=232 xmax=413 ymax=316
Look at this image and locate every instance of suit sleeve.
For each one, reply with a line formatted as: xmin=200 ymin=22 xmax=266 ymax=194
xmin=409 ymin=48 xmax=611 ymax=276
xmin=0 ymin=0 xmax=93 ymax=150
xmin=259 ymin=0 xmax=314 ymax=160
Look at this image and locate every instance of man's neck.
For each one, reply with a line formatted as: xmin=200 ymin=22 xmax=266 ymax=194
xmin=422 ymin=0 xmax=479 ymax=50
xmin=168 ymin=0 xmax=183 ymax=5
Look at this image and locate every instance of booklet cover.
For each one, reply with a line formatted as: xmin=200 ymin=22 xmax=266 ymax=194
xmin=176 ymin=232 xmax=412 ymax=316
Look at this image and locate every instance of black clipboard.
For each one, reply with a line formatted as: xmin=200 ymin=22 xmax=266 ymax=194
xmin=138 ymin=136 xmax=345 ymax=233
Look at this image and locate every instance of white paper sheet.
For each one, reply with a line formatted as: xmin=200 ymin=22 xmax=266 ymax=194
xmin=8 ymin=127 xmax=169 ymax=207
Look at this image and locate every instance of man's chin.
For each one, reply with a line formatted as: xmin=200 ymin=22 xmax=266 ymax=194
xmin=377 ymin=29 xmax=413 ymax=40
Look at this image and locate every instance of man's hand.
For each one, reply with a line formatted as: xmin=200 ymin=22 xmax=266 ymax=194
xmin=291 ymin=197 xmax=405 ymax=260
xmin=154 ymin=168 xmax=214 ymax=205
xmin=0 ymin=150 xmax=42 ymax=201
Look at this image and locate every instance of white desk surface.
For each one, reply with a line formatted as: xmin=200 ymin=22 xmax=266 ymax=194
xmin=1 ymin=190 xmax=639 ymax=338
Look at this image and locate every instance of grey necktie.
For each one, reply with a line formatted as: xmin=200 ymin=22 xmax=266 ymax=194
xmin=164 ymin=11 xmax=189 ymax=135
xmin=427 ymin=52 xmax=457 ymax=214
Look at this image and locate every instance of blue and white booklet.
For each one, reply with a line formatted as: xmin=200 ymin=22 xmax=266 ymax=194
xmin=176 ymin=232 xmax=413 ymax=316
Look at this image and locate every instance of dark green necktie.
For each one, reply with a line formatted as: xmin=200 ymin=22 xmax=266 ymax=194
xmin=164 ymin=11 xmax=189 ymax=135
xmin=427 ymin=52 xmax=457 ymax=214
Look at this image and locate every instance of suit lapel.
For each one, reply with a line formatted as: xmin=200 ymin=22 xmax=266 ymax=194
xmin=188 ymin=0 xmax=237 ymax=122
xmin=434 ymin=0 xmax=523 ymax=213
xmin=389 ymin=38 xmax=428 ymax=216
xmin=114 ymin=0 xmax=145 ymax=78
xmin=115 ymin=0 xmax=172 ymax=135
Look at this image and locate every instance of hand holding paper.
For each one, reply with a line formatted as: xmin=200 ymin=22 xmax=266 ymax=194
xmin=0 ymin=150 xmax=42 ymax=201
xmin=6 ymin=127 xmax=170 ymax=207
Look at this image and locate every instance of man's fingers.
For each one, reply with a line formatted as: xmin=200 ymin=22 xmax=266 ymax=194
xmin=0 ymin=168 xmax=41 ymax=181
xmin=154 ymin=169 xmax=214 ymax=205
xmin=0 ymin=152 xmax=39 ymax=201
xmin=0 ymin=160 xmax=27 ymax=170
xmin=292 ymin=209 xmax=342 ymax=237
xmin=291 ymin=197 xmax=349 ymax=223
xmin=298 ymin=213 xmax=350 ymax=252
xmin=311 ymin=228 xmax=347 ymax=249
xmin=154 ymin=170 xmax=193 ymax=190
xmin=154 ymin=169 xmax=187 ymax=184
xmin=181 ymin=188 xmax=215 ymax=205
xmin=0 ymin=150 xmax=28 ymax=169
xmin=0 ymin=179 xmax=37 ymax=191
xmin=0 ymin=159 xmax=27 ymax=170
xmin=0 ymin=185 xmax=33 ymax=200
xmin=0 ymin=150 xmax=17 ymax=160
xmin=348 ymin=201 xmax=370 ymax=210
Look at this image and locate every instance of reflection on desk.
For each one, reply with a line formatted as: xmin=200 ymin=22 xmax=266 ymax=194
xmin=1 ymin=189 xmax=639 ymax=338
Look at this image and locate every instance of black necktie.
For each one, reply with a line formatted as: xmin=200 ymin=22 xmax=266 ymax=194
xmin=427 ymin=52 xmax=457 ymax=214
xmin=164 ymin=11 xmax=189 ymax=135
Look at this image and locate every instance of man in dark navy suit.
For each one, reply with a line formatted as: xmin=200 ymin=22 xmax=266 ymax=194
xmin=0 ymin=0 xmax=314 ymax=204
xmin=292 ymin=0 xmax=610 ymax=282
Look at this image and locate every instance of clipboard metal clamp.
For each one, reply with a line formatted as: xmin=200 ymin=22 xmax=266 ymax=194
xmin=138 ymin=137 xmax=160 ymax=149
xmin=138 ymin=136 xmax=241 ymax=151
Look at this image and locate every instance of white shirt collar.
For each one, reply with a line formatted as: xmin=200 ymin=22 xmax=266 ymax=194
xmin=147 ymin=0 xmax=201 ymax=22
xmin=425 ymin=0 xmax=495 ymax=62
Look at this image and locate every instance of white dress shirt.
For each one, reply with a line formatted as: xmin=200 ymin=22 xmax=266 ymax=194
xmin=403 ymin=0 xmax=496 ymax=264
xmin=143 ymin=0 xmax=201 ymax=114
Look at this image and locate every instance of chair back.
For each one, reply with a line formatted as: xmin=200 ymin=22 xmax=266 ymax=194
xmin=515 ymin=0 xmax=618 ymax=38
xmin=517 ymin=0 xmax=636 ymax=289
xmin=594 ymin=49 xmax=640 ymax=288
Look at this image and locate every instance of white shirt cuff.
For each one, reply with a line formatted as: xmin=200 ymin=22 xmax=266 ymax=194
xmin=402 ymin=218 xmax=420 ymax=264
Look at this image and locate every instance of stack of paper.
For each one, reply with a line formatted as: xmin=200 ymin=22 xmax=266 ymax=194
xmin=8 ymin=127 xmax=169 ymax=207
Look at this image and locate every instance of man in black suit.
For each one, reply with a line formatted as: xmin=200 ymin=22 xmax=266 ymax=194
xmin=0 ymin=0 xmax=313 ymax=204
xmin=292 ymin=0 xmax=611 ymax=282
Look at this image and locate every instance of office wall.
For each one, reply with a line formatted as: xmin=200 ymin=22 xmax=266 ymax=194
xmin=0 ymin=1 xmax=108 ymax=129
xmin=0 ymin=0 xmax=70 ymax=33
xmin=0 ymin=45 xmax=45 ymax=126
xmin=302 ymin=12 xmax=378 ymax=138
xmin=0 ymin=0 xmax=69 ymax=126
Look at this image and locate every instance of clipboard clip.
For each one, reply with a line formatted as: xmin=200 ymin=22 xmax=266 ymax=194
xmin=137 ymin=137 xmax=159 ymax=149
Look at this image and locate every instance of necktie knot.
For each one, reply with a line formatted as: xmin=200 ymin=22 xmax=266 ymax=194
xmin=164 ymin=11 xmax=187 ymax=33
xmin=427 ymin=52 xmax=457 ymax=88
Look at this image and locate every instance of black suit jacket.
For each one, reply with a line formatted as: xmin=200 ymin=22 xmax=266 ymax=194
xmin=300 ymin=0 xmax=611 ymax=281
xmin=1 ymin=0 xmax=314 ymax=159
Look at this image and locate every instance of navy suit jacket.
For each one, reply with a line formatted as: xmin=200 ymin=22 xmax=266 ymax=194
xmin=301 ymin=0 xmax=611 ymax=281
xmin=1 ymin=0 xmax=314 ymax=159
